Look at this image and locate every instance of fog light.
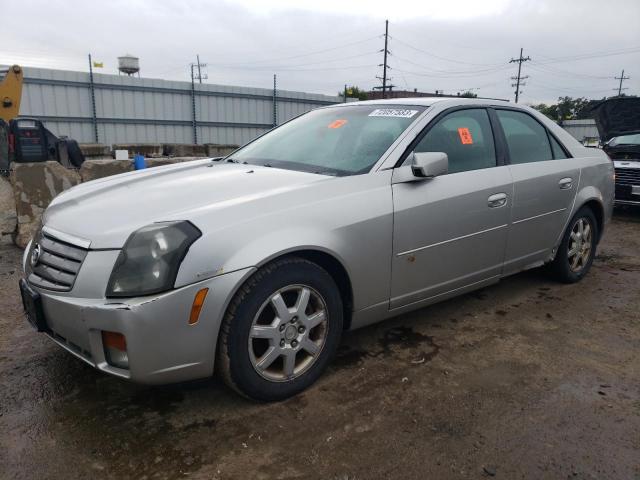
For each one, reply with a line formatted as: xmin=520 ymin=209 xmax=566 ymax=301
xmin=102 ymin=331 xmax=129 ymax=369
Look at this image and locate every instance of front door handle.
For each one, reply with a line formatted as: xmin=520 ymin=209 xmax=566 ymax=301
xmin=559 ymin=177 xmax=573 ymax=190
xmin=488 ymin=193 xmax=507 ymax=208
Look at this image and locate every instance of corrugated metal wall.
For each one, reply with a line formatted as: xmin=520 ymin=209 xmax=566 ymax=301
xmin=11 ymin=66 xmax=344 ymax=146
xmin=561 ymin=119 xmax=599 ymax=142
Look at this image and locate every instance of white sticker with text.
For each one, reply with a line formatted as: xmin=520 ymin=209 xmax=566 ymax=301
xmin=368 ymin=108 xmax=419 ymax=118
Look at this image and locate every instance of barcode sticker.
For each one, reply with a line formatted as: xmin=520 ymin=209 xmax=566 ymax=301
xmin=368 ymin=109 xmax=419 ymax=118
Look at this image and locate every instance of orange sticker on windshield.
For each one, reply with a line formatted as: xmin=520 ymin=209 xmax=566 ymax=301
xmin=458 ymin=127 xmax=473 ymax=145
xmin=328 ymin=119 xmax=348 ymax=129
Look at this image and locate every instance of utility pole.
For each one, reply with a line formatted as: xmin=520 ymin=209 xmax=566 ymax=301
xmin=509 ymin=47 xmax=530 ymax=103
xmin=344 ymin=84 xmax=347 ymax=103
xmin=87 ymin=54 xmax=99 ymax=143
xmin=190 ymin=64 xmax=197 ymax=144
xmin=382 ymin=20 xmax=389 ymax=99
xmin=614 ymin=69 xmax=630 ymax=96
xmin=191 ymin=56 xmax=207 ymax=83
xmin=375 ymin=20 xmax=395 ymax=98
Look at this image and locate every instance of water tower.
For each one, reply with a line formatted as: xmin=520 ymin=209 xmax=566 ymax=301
xmin=117 ymin=55 xmax=140 ymax=77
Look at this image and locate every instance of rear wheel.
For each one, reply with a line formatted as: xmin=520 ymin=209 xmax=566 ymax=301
xmin=217 ymin=257 xmax=343 ymax=401
xmin=549 ymin=207 xmax=598 ymax=283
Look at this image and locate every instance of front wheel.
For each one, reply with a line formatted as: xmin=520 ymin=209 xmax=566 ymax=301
xmin=217 ymin=257 xmax=343 ymax=401
xmin=549 ymin=207 xmax=599 ymax=283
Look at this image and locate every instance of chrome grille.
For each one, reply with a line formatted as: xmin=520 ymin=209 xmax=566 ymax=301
xmin=27 ymin=230 xmax=88 ymax=292
xmin=615 ymin=168 xmax=640 ymax=186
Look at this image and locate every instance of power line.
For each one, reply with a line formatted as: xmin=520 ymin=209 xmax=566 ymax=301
xmin=614 ymin=69 xmax=630 ymax=96
xmin=215 ymin=35 xmax=381 ymax=68
xmin=533 ymin=46 xmax=640 ymax=64
xmin=509 ymin=47 xmax=530 ymax=103
xmin=209 ymin=51 xmax=380 ymax=71
xmin=390 ymin=35 xmax=504 ymax=67
xmin=528 ymin=62 xmax=611 ymax=80
xmin=390 ymin=54 xmax=511 ymax=76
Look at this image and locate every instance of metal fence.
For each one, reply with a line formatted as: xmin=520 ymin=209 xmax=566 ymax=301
xmin=9 ymin=66 xmax=346 ymax=146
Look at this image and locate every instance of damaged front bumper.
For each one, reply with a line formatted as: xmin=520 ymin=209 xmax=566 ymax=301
xmin=22 ymin=246 xmax=254 ymax=385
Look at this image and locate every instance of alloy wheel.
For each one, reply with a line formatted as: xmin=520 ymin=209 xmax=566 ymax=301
xmin=567 ymin=217 xmax=593 ymax=273
xmin=248 ymin=284 xmax=328 ymax=381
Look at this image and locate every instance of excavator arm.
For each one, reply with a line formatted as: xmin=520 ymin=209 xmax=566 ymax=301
xmin=0 ymin=65 xmax=24 ymax=123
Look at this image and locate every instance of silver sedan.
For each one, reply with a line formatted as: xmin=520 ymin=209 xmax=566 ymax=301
xmin=20 ymin=98 xmax=614 ymax=400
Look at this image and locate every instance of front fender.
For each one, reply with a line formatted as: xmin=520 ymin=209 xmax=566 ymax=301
xmin=174 ymin=171 xmax=394 ymax=311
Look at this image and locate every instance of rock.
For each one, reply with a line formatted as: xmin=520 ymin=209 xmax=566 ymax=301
xmin=0 ymin=176 xmax=17 ymax=242
xmin=79 ymin=159 xmax=133 ymax=182
xmin=483 ymin=465 xmax=497 ymax=477
xmin=11 ymin=161 xmax=81 ymax=248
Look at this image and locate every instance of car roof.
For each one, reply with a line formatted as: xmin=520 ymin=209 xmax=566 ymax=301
xmin=328 ymin=97 xmax=514 ymax=109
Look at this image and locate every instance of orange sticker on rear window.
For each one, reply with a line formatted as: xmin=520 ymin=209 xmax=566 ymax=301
xmin=458 ymin=127 xmax=473 ymax=145
xmin=328 ymin=119 xmax=348 ymax=129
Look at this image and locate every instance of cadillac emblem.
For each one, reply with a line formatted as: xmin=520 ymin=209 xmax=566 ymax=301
xmin=30 ymin=243 xmax=42 ymax=268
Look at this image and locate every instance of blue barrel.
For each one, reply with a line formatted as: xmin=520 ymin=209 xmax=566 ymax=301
xmin=133 ymin=154 xmax=146 ymax=170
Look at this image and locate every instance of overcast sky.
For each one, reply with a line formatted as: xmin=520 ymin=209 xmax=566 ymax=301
xmin=3 ymin=0 xmax=639 ymax=103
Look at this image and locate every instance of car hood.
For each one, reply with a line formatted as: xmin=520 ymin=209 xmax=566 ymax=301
xmin=44 ymin=160 xmax=329 ymax=249
xmin=590 ymin=97 xmax=640 ymax=141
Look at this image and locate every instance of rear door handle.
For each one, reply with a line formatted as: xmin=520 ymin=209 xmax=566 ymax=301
xmin=559 ymin=177 xmax=573 ymax=190
xmin=488 ymin=193 xmax=507 ymax=208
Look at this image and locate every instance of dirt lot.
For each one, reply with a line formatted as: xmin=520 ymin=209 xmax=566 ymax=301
xmin=1 ymin=210 xmax=639 ymax=480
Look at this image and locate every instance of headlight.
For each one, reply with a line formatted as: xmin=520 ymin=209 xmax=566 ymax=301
xmin=106 ymin=221 xmax=201 ymax=298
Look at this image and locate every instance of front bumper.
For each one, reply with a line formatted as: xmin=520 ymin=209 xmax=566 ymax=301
xmin=24 ymin=267 xmax=254 ymax=385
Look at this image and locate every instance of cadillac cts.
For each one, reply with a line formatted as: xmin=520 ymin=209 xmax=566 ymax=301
xmin=20 ymin=98 xmax=614 ymax=401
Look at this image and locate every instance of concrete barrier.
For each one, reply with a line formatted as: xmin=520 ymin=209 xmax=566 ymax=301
xmin=112 ymin=143 xmax=164 ymax=158
xmin=205 ymin=144 xmax=238 ymax=157
xmin=2 ymin=157 xmax=206 ymax=248
xmin=163 ymin=144 xmax=208 ymax=157
xmin=0 ymin=176 xmax=16 ymax=245
xmin=79 ymin=159 xmax=134 ymax=182
xmin=79 ymin=143 xmax=111 ymax=158
xmin=11 ymin=162 xmax=81 ymax=248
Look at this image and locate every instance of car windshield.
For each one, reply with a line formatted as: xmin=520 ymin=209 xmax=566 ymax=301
xmin=609 ymin=133 xmax=640 ymax=146
xmin=230 ymin=105 xmax=426 ymax=176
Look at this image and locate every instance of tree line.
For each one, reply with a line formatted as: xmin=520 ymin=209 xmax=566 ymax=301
xmin=530 ymin=94 xmax=636 ymax=122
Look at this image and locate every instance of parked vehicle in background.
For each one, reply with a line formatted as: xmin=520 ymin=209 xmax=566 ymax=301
xmin=592 ymin=97 xmax=640 ymax=206
xmin=20 ymin=98 xmax=614 ymax=401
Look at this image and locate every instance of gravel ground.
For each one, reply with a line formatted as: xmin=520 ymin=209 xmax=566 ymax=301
xmin=1 ymin=209 xmax=639 ymax=480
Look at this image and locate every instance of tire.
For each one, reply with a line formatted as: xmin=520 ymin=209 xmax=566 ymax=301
xmin=549 ymin=206 xmax=599 ymax=283
xmin=217 ymin=257 xmax=343 ymax=401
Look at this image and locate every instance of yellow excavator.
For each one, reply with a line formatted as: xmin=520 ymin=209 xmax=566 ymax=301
xmin=1 ymin=64 xmax=84 ymax=172
xmin=0 ymin=64 xmax=23 ymax=123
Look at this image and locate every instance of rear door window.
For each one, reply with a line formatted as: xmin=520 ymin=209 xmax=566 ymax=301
xmin=496 ymin=109 xmax=553 ymax=164
xmin=549 ymin=134 xmax=569 ymax=159
xmin=413 ymin=108 xmax=496 ymax=174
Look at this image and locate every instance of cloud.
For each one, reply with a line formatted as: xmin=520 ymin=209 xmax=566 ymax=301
xmin=2 ymin=0 xmax=639 ymax=103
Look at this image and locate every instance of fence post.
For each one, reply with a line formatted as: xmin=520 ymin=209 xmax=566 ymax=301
xmin=273 ymin=74 xmax=277 ymax=128
xmin=190 ymin=64 xmax=198 ymax=144
xmin=87 ymin=54 xmax=99 ymax=143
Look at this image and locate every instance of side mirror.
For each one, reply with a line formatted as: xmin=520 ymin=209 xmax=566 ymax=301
xmin=411 ymin=152 xmax=448 ymax=178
